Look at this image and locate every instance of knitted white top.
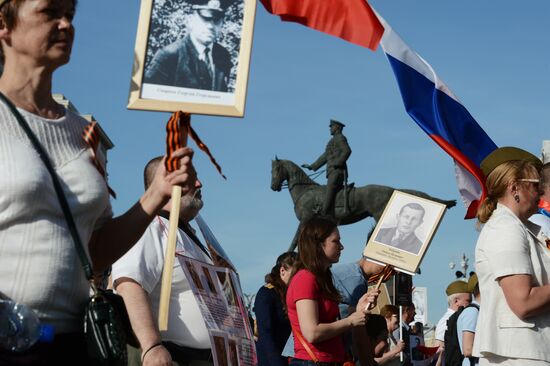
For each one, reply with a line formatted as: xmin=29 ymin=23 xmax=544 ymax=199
xmin=0 ymin=102 xmax=112 ymax=333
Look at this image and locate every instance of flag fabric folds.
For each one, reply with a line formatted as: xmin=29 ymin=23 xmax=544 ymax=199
xmin=259 ymin=0 xmax=498 ymax=219
xmin=376 ymin=14 xmax=497 ymax=219
xmin=259 ymin=0 xmax=384 ymax=51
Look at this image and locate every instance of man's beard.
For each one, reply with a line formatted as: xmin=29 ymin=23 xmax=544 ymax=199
xmin=181 ymin=190 xmax=204 ymax=220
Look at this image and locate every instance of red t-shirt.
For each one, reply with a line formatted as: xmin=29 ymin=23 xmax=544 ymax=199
xmin=286 ymin=269 xmax=345 ymax=362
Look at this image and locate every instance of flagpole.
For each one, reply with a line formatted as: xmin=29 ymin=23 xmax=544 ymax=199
xmin=399 ymin=305 xmax=403 ymax=362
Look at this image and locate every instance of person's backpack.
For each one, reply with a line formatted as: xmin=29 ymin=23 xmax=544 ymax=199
xmin=444 ymin=303 xmax=480 ymax=366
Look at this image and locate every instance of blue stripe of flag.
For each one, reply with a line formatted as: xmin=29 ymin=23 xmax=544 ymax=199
xmin=386 ymin=54 xmax=497 ymax=166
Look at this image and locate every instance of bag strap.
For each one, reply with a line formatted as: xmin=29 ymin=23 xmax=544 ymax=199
xmin=291 ymin=324 xmax=319 ymax=364
xmin=0 ymin=92 xmax=96 ymax=285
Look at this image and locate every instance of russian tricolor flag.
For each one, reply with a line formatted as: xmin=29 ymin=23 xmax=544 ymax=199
xmin=259 ymin=0 xmax=499 ymax=219
xmin=376 ymin=14 xmax=498 ymax=218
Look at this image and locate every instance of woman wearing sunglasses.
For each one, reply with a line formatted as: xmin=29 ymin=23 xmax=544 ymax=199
xmin=474 ymin=147 xmax=550 ymax=365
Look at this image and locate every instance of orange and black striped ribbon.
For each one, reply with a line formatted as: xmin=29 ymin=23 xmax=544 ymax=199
xmin=367 ymin=264 xmax=396 ymax=285
xmin=82 ymin=121 xmax=117 ymax=198
xmin=165 ymin=111 xmax=226 ymax=179
xmin=165 ymin=112 xmax=189 ymax=172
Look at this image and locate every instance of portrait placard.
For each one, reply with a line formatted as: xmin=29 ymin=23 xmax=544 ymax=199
xmin=128 ymin=0 xmax=256 ymax=116
xmin=363 ymin=190 xmax=447 ymax=274
xmin=412 ymin=287 xmax=428 ymax=326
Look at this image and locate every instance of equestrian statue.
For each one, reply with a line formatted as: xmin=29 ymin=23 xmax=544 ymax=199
xmin=271 ymin=158 xmax=456 ymax=251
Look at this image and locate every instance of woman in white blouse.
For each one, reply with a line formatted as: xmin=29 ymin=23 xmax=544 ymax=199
xmin=474 ymin=146 xmax=550 ymax=365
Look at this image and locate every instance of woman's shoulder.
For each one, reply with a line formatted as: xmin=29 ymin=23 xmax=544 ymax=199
xmin=288 ymin=270 xmax=317 ymax=291
xmin=478 ymin=206 xmax=529 ymax=250
xmin=482 ymin=206 xmax=524 ymax=234
xmin=65 ymin=109 xmax=94 ymax=129
xmin=256 ymin=284 xmax=276 ymax=297
xmin=294 ymin=269 xmax=314 ymax=278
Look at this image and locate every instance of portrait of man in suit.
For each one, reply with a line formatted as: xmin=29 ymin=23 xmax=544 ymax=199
xmin=375 ymin=202 xmax=425 ymax=255
xmin=144 ymin=0 xmax=235 ymax=92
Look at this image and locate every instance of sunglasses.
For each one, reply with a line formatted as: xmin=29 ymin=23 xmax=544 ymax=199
xmin=518 ymin=178 xmax=540 ymax=189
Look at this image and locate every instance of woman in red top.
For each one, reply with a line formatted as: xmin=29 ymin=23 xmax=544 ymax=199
xmin=287 ymin=217 xmax=379 ymax=365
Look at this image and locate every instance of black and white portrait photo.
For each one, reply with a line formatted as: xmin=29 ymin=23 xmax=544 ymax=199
xmin=364 ymin=190 xmax=447 ymax=274
xmin=128 ymin=0 xmax=256 ymax=116
xmin=144 ymin=0 xmax=242 ymax=93
xmin=375 ymin=202 xmax=426 ymax=255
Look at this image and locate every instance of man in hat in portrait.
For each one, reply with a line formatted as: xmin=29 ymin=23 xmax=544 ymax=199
xmin=302 ymin=119 xmax=352 ymax=217
xmin=144 ymin=0 xmax=234 ymax=92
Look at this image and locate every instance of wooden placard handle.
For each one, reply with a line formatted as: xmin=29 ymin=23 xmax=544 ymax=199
xmin=364 ymin=274 xmax=385 ymax=312
xmin=158 ymin=112 xmax=189 ymax=331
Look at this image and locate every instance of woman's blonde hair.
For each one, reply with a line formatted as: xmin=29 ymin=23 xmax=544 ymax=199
xmin=477 ymin=160 xmax=539 ymax=224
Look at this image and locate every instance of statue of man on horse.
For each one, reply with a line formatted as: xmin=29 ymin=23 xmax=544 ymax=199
xmin=302 ymin=119 xmax=351 ymax=218
xmin=271 ymin=158 xmax=456 ymax=251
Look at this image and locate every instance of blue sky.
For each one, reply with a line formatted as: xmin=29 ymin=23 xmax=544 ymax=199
xmin=55 ymin=1 xmax=550 ymax=323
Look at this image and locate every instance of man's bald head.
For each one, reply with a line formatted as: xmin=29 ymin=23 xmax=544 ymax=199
xmin=144 ymin=156 xmax=163 ymax=190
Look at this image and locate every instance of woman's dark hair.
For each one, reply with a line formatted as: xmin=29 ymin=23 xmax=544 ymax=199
xmin=264 ymin=251 xmax=298 ymax=308
xmin=380 ymin=304 xmax=399 ymax=319
xmin=294 ymin=217 xmax=342 ymax=303
xmin=365 ymin=314 xmax=387 ymax=340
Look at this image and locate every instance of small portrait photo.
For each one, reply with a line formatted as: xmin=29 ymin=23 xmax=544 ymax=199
xmin=210 ymin=332 xmax=230 ymax=366
xmin=374 ymin=201 xmax=427 ymax=255
xmin=228 ymin=338 xmax=239 ymax=366
xmin=184 ymin=260 xmax=204 ymax=291
xmin=412 ymin=287 xmax=428 ymax=326
xmin=202 ymin=265 xmax=218 ymax=294
xmin=410 ymin=335 xmax=425 ymax=361
xmin=128 ymin=0 xmax=256 ymax=116
xmin=216 ymin=270 xmax=238 ymax=307
xmin=364 ymin=191 xmax=447 ymax=273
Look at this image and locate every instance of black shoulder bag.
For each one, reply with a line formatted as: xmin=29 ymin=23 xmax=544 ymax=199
xmin=0 ymin=92 xmax=138 ymax=365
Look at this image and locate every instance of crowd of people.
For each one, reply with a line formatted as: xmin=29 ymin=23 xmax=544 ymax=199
xmin=1 ymin=1 xmax=550 ymax=366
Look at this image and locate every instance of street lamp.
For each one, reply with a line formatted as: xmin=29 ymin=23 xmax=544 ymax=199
xmin=449 ymin=253 xmax=471 ymax=280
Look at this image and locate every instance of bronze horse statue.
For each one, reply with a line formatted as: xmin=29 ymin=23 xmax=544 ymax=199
xmin=271 ymin=158 xmax=457 ymax=251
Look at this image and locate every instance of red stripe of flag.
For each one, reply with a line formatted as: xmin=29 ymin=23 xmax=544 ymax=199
xmin=260 ymin=0 xmax=384 ymax=51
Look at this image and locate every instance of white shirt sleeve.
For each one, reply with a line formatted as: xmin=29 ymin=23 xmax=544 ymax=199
xmin=111 ymin=220 xmax=165 ymax=293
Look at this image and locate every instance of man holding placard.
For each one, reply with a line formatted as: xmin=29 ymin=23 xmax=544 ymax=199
xmin=113 ymin=157 xmax=213 ymax=366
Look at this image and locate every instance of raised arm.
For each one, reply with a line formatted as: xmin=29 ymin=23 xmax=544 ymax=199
xmin=89 ymin=148 xmax=196 ymax=271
